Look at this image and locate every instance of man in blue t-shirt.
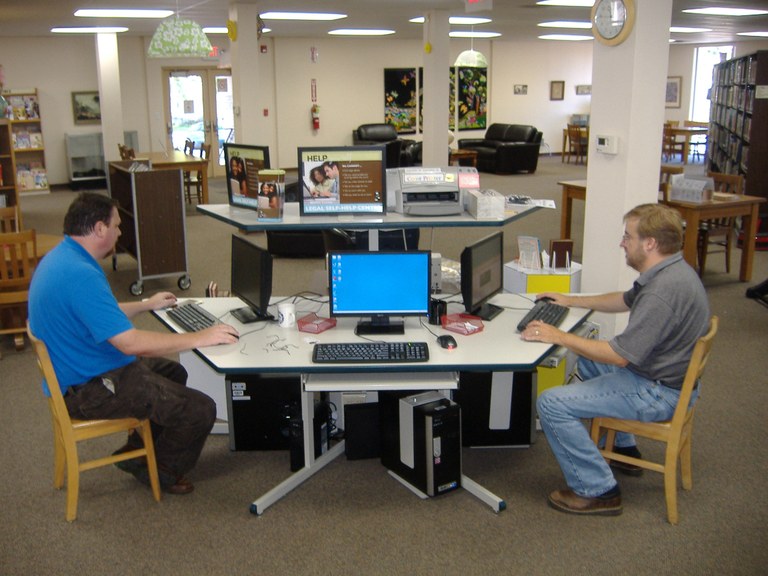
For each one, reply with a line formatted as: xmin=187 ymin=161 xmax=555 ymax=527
xmin=521 ymin=203 xmax=709 ymax=517
xmin=29 ymin=193 xmax=240 ymax=495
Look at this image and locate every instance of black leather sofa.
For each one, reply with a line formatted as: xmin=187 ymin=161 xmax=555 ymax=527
xmin=457 ymin=123 xmax=543 ymax=174
xmin=352 ymin=123 xmax=421 ymax=167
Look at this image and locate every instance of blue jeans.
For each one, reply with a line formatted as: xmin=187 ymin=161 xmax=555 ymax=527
xmin=536 ymin=358 xmax=696 ymax=498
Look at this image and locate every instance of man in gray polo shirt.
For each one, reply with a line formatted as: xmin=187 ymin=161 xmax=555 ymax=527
xmin=521 ymin=203 xmax=709 ymax=516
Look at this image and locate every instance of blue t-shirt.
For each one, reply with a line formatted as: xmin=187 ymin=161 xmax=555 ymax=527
xmin=29 ymin=236 xmax=135 ymax=395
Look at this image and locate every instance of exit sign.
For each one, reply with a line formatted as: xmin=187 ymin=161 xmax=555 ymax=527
xmin=465 ymin=0 xmax=493 ymax=12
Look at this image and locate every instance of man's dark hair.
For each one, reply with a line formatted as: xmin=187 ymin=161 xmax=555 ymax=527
xmin=63 ymin=192 xmax=119 ymax=236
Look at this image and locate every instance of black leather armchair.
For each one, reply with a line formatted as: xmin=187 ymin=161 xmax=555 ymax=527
xmin=352 ymin=123 xmax=420 ymax=167
xmin=458 ymin=123 xmax=543 ymax=174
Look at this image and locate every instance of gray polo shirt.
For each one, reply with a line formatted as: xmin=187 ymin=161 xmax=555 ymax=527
xmin=609 ymin=253 xmax=710 ymax=389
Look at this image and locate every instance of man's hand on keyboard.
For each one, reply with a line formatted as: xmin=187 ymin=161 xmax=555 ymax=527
xmin=196 ymin=324 xmax=240 ymax=346
xmin=143 ymin=291 xmax=178 ymax=311
xmin=520 ymin=319 xmax=560 ymax=344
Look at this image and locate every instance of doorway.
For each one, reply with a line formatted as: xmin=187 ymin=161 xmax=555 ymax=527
xmin=164 ymin=68 xmax=234 ymax=177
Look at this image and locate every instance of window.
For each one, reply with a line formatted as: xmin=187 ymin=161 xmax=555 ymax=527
xmin=690 ymin=45 xmax=733 ymax=122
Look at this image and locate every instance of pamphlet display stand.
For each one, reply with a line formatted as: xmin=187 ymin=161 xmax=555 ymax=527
xmin=108 ymin=161 xmax=190 ymax=296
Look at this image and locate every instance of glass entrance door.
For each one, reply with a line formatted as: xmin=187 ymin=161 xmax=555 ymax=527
xmin=164 ymin=69 xmax=233 ymax=178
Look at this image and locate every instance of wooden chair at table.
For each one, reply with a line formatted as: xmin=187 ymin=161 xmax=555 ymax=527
xmin=566 ymin=124 xmax=588 ymax=165
xmin=27 ymin=324 xmax=162 ymax=521
xmin=0 ymin=229 xmax=36 ymax=354
xmin=0 ymin=205 xmax=21 ymax=233
xmin=182 ymin=139 xmax=196 ymax=202
xmin=118 ymin=144 xmax=136 ymax=161
xmin=659 ymin=164 xmax=685 ymax=201
xmin=697 ymin=171 xmax=745 ymax=276
xmin=684 ymin=120 xmax=708 ymax=162
xmin=590 ymin=315 xmax=718 ymax=525
xmin=185 ymin=142 xmax=209 ymax=204
xmin=662 ymin=123 xmax=685 ymax=163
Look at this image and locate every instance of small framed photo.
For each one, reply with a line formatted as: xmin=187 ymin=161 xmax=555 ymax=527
xmin=665 ymin=76 xmax=682 ymax=109
xmin=575 ymin=84 xmax=592 ymax=96
xmin=514 ymin=84 xmax=528 ymax=95
xmin=72 ymin=91 xmax=101 ymax=125
xmin=550 ymin=81 xmax=565 ymax=101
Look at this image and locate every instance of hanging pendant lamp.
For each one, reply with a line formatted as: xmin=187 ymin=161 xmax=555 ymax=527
xmin=147 ymin=1 xmax=212 ymax=58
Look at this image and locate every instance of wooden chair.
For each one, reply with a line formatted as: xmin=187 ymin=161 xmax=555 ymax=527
xmin=27 ymin=325 xmax=162 ymax=521
xmin=185 ymin=142 xmax=210 ymax=204
xmin=590 ymin=316 xmax=718 ymax=525
xmin=566 ymin=124 xmax=588 ymax=165
xmin=0 ymin=229 xmax=36 ymax=353
xmin=697 ymin=171 xmax=745 ymax=276
xmin=182 ymin=139 xmax=196 ymax=202
xmin=684 ymin=120 xmax=708 ymax=162
xmin=662 ymin=124 xmax=685 ymax=163
xmin=0 ymin=205 xmax=21 ymax=232
xmin=118 ymin=144 xmax=136 ymax=160
xmin=659 ymin=164 xmax=685 ymax=201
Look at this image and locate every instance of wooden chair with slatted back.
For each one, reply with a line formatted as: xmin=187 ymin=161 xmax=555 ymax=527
xmin=566 ymin=124 xmax=588 ymax=165
xmin=0 ymin=229 xmax=36 ymax=353
xmin=684 ymin=120 xmax=708 ymax=161
xmin=662 ymin=124 xmax=685 ymax=163
xmin=182 ymin=139 xmax=197 ymax=202
xmin=697 ymin=171 xmax=745 ymax=276
xmin=185 ymin=142 xmax=210 ymax=204
xmin=590 ymin=316 xmax=718 ymax=525
xmin=0 ymin=205 xmax=21 ymax=233
xmin=27 ymin=324 xmax=162 ymax=521
xmin=659 ymin=164 xmax=685 ymax=201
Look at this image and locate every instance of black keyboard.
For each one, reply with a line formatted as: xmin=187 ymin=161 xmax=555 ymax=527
xmin=166 ymin=303 xmax=217 ymax=332
xmin=312 ymin=342 xmax=429 ymax=364
xmin=516 ymin=300 xmax=569 ymax=332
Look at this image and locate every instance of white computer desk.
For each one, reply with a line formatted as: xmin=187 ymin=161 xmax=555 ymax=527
xmin=155 ymin=293 xmax=592 ymax=515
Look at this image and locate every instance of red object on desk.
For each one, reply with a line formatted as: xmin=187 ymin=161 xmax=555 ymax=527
xmin=441 ymin=313 xmax=484 ymax=335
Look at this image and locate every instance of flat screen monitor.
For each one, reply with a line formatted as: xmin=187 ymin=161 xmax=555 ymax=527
xmin=230 ymin=234 xmax=274 ymax=323
xmin=328 ymin=250 xmax=430 ymax=335
xmin=461 ymin=231 xmax=504 ymax=321
xmin=224 ymin=143 xmax=271 ymax=211
xmin=298 ymin=146 xmax=386 ymax=216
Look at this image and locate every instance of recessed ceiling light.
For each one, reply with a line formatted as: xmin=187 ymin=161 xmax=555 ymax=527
xmin=75 ymin=9 xmax=173 ymax=18
xmin=409 ymin=16 xmax=492 ymax=25
xmin=682 ymin=8 xmax=767 ymax=17
xmin=52 ymin=27 xmax=129 ymax=33
xmin=328 ymin=29 xmax=395 ymax=36
xmin=738 ymin=31 xmax=768 ymax=38
xmin=538 ymin=34 xmax=593 ymax=41
xmin=260 ymin=12 xmax=347 ymax=21
xmin=203 ymin=27 xmax=228 ymax=34
xmin=670 ymin=27 xmax=713 ymax=34
xmin=538 ymin=21 xmax=592 ymax=29
xmin=450 ymin=31 xmax=502 ymax=38
xmin=536 ymin=1 xmax=594 ymax=7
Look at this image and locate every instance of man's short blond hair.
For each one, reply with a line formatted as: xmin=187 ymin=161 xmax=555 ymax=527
xmin=624 ymin=203 xmax=683 ymax=255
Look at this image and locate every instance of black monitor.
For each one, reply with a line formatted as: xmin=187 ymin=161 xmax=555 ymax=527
xmin=297 ymin=146 xmax=386 ymax=215
xmin=328 ymin=250 xmax=430 ymax=335
xmin=230 ymin=234 xmax=274 ymax=323
xmin=224 ymin=143 xmax=270 ymax=211
xmin=461 ymin=231 xmax=504 ymax=321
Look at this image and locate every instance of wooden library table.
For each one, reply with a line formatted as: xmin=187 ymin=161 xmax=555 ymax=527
xmin=137 ymin=150 xmax=209 ymax=204
xmin=557 ymin=179 xmax=586 ymax=239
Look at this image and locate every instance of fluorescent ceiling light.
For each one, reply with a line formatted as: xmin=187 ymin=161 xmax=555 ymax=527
xmin=536 ymin=1 xmax=594 ymax=7
xmin=409 ymin=16 xmax=492 ymax=25
xmin=52 ymin=27 xmax=129 ymax=33
xmin=328 ymin=29 xmax=395 ymax=36
xmin=538 ymin=34 xmax=593 ymax=41
xmin=670 ymin=27 xmax=713 ymax=33
xmin=682 ymin=8 xmax=767 ymax=17
xmin=203 ymin=27 xmax=228 ymax=34
xmin=260 ymin=12 xmax=346 ymax=21
xmin=538 ymin=21 xmax=592 ymax=29
xmin=450 ymin=31 xmax=502 ymax=38
xmin=738 ymin=31 xmax=768 ymax=38
xmin=75 ymin=9 xmax=173 ymax=19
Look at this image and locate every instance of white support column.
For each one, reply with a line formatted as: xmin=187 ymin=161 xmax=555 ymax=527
xmin=95 ymin=33 xmax=125 ymax=162
xmin=421 ymin=10 xmax=450 ymax=167
xmin=582 ymin=0 xmax=673 ymax=337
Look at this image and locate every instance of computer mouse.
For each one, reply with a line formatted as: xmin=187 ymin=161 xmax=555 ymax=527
xmin=536 ymin=296 xmax=555 ymax=303
xmin=437 ymin=335 xmax=458 ymax=350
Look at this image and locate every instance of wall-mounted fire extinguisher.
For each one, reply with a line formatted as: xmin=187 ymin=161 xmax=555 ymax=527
xmin=311 ymin=104 xmax=320 ymax=130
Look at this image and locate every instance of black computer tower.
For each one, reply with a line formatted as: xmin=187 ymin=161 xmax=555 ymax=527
xmin=225 ymin=375 xmax=301 ymax=451
xmin=380 ymin=391 xmax=462 ymax=497
xmin=454 ymin=371 xmax=537 ymax=447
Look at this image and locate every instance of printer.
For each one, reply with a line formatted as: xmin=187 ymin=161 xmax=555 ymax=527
xmin=387 ymin=166 xmax=478 ymax=216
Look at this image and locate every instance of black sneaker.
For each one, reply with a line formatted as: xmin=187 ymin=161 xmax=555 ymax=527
xmin=610 ymin=445 xmax=644 ymax=477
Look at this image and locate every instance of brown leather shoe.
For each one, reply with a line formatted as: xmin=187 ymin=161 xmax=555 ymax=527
xmin=133 ymin=467 xmax=195 ymax=495
xmin=163 ymin=476 xmax=194 ymax=495
xmin=548 ymin=488 xmax=622 ymax=516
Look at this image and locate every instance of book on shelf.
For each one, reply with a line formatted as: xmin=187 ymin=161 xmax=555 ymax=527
xmin=13 ymin=130 xmax=31 ymax=149
xmin=29 ymin=131 xmax=43 ymax=149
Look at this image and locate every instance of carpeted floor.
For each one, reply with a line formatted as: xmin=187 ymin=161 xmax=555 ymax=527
xmin=2 ymin=156 xmax=767 ymax=575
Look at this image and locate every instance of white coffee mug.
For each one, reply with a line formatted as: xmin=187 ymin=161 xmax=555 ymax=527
xmin=277 ymin=303 xmax=296 ymax=328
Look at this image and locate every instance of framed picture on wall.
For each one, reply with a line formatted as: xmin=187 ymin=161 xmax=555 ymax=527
xmin=665 ymin=76 xmax=682 ymax=108
xmin=550 ymin=81 xmax=565 ymax=101
xmin=72 ymin=91 xmax=101 ymax=125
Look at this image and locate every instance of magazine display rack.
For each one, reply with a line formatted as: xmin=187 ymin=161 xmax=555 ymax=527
xmin=108 ymin=160 xmax=190 ymax=296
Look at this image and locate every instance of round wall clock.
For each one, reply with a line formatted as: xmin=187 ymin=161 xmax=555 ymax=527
xmin=592 ymin=0 xmax=636 ymax=46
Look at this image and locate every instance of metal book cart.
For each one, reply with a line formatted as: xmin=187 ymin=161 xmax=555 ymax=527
xmin=108 ymin=160 xmax=190 ymax=296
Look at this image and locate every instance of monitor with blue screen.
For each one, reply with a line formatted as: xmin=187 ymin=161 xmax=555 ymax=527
xmin=328 ymin=250 xmax=431 ymax=335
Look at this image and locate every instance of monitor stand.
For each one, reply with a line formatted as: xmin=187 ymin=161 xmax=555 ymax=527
xmin=471 ymin=302 xmax=503 ymax=321
xmin=231 ymin=306 xmax=275 ymax=324
xmin=355 ymin=316 xmax=405 ymax=335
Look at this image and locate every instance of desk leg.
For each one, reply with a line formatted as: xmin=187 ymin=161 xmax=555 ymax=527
xmin=201 ymin=165 xmax=209 ymax=204
xmin=740 ymin=205 xmax=759 ymax=282
xmin=681 ymin=209 xmax=700 ymax=269
xmin=461 ymin=475 xmax=507 ymax=513
xmin=560 ymin=187 xmax=572 ymax=239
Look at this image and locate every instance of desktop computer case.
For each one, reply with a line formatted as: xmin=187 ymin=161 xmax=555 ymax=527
xmin=380 ymin=391 xmax=462 ymax=497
